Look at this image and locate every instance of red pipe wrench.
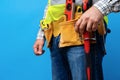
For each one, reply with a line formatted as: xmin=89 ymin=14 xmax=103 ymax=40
xmin=82 ymin=0 xmax=93 ymax=80
xmin=82 ymin=0 xmax=90 ymax=54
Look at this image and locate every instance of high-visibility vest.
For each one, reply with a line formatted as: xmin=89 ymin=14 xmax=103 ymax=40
xmin=42 ymin=2 xmax=64 ymax=26
xmin=41 ymin=0 xmax=108 ymax=26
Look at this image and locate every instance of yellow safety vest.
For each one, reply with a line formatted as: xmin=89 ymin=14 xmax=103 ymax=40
xmin=40 ymin=0 xmax=66 ymax=30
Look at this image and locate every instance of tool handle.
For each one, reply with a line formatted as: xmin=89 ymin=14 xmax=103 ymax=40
xmin=65 ymin=0 xmax=75 ymax=20
xmin=82 ymin=0 xmax=90 ymax=53
xmin=83 ymin=31 xmax=90 ymax=54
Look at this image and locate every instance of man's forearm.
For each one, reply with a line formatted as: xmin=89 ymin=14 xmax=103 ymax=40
xmin=93 ymin=0 xmax=120 ymax=15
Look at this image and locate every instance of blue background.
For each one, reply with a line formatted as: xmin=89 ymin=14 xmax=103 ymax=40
xmin=0 ymin=0 xmax=120 ymax=80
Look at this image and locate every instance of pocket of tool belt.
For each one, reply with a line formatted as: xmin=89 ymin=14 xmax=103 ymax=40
xmin=44 ymin=23 xmax=53 ymax=47
xmin=59 ymin=18 xmax=84 ymax=47
xmin=58 ymin=19 xmax=106 ymax=47
xmin=98 ymin=20 xmax=106 ymax=35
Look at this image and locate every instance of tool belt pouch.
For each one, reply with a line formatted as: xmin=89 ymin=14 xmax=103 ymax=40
xmin=42 ymin=16 xmax=106 ymax=48
xmin=98 ymin=20 xmax=106 ymax=35
xmin=58 ymin=17 xmax=106 ymax=47
xmin=44 ymin=23 xmax=53 ymax=47
xmin=59 ymin=19 xmax=84 ymax=47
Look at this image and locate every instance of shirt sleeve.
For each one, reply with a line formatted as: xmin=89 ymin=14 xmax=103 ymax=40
xmin=93 ymin=0 xmax=120 ymax=15
xmin=36 ymin=29 xmax=45 ymax=40
xmin=36 ymin=5 xmax=48 ymax=40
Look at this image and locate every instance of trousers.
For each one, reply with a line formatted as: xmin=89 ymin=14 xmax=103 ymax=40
xmin=49 ymin=34 xmax=105 ymax=80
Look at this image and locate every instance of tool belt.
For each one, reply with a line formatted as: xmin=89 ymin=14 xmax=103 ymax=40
xmin=41 ymin=7 xmax=106 ymax=48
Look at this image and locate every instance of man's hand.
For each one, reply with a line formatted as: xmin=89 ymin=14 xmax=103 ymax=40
xmin=33 ymin=39 xmax=44 ymax=55
xmin=75 ymin=6 xmax=104 ymax=34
